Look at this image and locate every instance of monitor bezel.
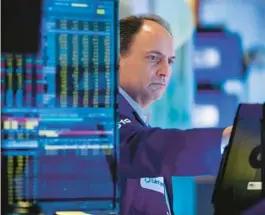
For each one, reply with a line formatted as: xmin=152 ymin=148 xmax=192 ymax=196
xmin=212 ymin=103 xmax=265 ymax=212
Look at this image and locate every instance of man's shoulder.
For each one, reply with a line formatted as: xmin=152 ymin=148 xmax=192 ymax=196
xmin=118 ymin=92 xmax=134 ymax=117
xmin=118 ymin=92 xmax=141 ymax=129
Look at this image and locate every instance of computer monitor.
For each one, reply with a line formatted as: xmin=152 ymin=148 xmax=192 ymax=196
xmin=212 ymin=104 xmax=265 ymax=214
xmin=1 ymin=0 xmax=119 ymax=214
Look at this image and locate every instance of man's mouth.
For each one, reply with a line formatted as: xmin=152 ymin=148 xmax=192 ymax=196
xmin=152 ymin=83 xmax=166 ymax=86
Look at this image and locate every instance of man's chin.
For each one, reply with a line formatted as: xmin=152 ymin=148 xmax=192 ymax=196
xmin=152 ymin=91 xmax=165 ymax=101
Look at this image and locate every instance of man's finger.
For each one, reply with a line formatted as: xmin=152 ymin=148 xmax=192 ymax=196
xmin=223 ymin=126 xmax=233 ymax=136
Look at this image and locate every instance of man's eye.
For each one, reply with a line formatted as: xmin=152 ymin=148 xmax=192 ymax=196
xmin=147 ymin=55 xmax=159 ymax=62
xmin=168 ymin=59 xmax=175 ymax=65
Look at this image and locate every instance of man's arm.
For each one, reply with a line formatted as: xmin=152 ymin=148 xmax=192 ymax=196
xmin=119 ymin=115 xmax=223 ymax=178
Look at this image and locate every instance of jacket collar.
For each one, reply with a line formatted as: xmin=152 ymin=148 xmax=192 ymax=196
xmin=118 ymin=89 xmax=149 ymax=127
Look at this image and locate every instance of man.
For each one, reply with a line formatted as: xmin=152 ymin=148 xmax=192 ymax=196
xmin=118 ymin=15 xmax=232 ymax=215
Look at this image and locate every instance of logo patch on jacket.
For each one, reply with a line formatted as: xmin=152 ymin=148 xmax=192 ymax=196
xmin=140 ymin=177 xmax=165 ymax=194
xmin=119 ymin=118 xmax=131 ymax=129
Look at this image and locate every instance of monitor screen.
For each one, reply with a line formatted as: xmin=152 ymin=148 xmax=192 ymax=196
xmin=212 ymin=104 xmax=265 ymax=212
xmin=1 ymin=0 xmax=118 ymax=213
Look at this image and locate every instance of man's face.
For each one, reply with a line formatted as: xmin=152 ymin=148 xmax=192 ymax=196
xmin=119 ymin=20 xmax=175 ymax=108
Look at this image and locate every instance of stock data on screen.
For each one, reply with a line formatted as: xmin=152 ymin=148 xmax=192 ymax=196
xmin=1 ymin=0 xmax=118 ymax=204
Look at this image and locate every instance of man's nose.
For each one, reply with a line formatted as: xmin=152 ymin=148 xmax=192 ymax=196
xmin=157 ymin=59 xmax=170 ymax=77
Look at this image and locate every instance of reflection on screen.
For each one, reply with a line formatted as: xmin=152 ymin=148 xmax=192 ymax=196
xmin=1 ymin=0 xmax=118 ymax=212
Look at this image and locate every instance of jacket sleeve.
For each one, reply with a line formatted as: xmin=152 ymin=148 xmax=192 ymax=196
xmin=119 ymin=114 xmax=223 ymax=178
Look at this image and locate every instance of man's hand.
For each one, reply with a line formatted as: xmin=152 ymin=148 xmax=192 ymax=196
xmin=223 ymin=126 xmax=233 ymax=137
xmin=221 ymin=126 xmax=233 ymax=154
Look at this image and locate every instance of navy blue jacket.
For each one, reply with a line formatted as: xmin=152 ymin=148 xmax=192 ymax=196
xmin=118 ymin=92 xmax=224 ymax=215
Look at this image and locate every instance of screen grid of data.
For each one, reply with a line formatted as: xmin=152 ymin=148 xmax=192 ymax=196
xmin=1 ymin=0 xmax=118 ymax=211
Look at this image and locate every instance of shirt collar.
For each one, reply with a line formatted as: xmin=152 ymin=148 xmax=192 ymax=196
xmin=119 ymin=87 xmax=150 ymax=124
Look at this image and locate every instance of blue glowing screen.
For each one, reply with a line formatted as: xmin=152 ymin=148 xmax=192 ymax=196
xmin=1 ymin=0 xmax=118 ymax=211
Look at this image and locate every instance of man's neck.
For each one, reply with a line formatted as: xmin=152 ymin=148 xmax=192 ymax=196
xmin=119 ymin=86 xmax=151 ymax=109
xmin=119 ymin=87 xmax=151 ymax=124
xmin=131 ymin=94 xmax=149 ymax=109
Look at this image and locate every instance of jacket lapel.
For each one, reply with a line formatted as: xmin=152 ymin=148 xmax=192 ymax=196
xmin=119 ymin=92 xmax=148 ymax=127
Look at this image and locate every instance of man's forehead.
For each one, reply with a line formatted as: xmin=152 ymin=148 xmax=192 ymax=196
xmin=134 ymin=20 xmax=175 ymax=56
xmin=141 ymin=20 xmax=172 ymax=37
